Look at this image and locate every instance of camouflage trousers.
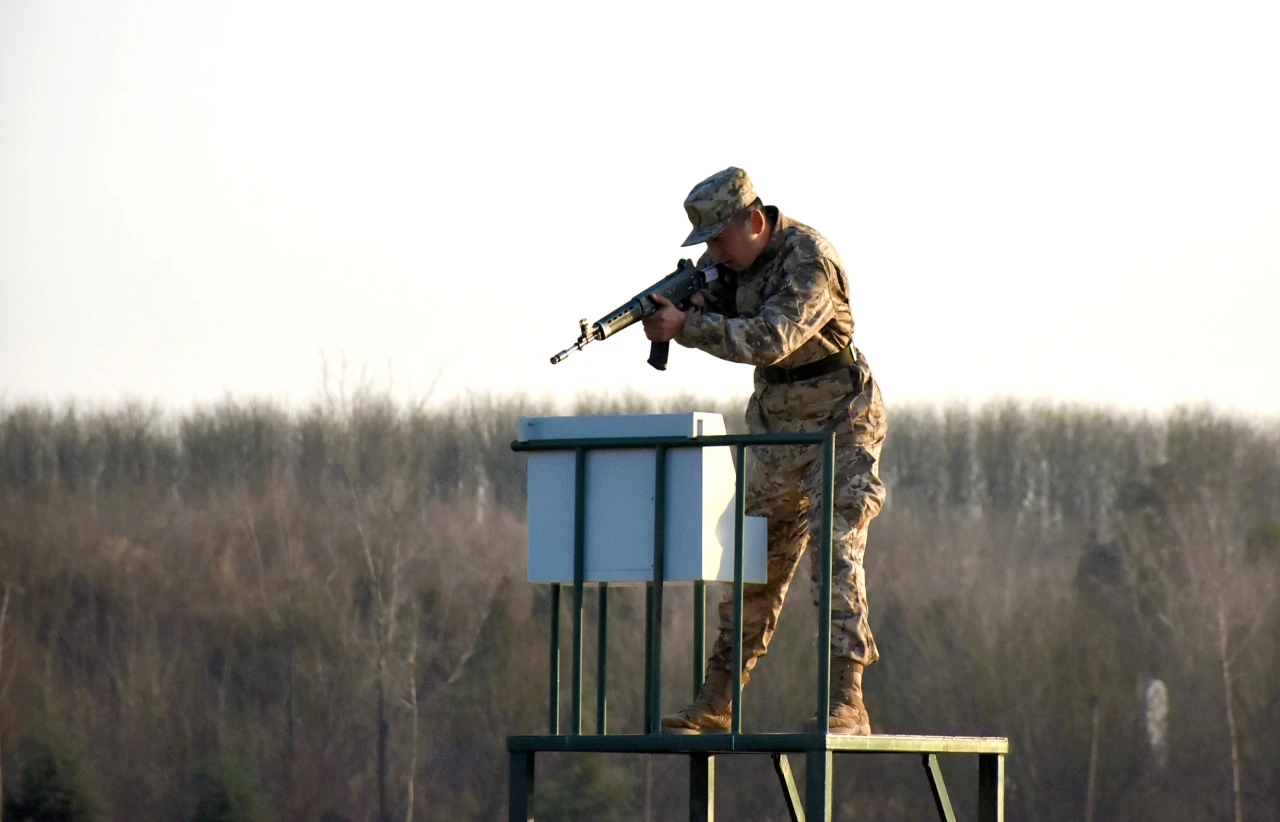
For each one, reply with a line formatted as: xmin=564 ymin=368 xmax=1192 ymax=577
xmin=709 ymin=366 xmax=888 ymax=671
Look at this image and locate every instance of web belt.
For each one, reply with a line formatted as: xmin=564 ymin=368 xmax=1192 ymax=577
xmin=759 ymin=344 xmax=856 ymax=385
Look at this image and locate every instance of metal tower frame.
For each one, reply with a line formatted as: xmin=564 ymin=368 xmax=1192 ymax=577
xmin=510 ymin=431 xmax=1007 ymax=821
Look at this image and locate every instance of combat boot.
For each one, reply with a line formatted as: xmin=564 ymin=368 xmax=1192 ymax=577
xmin=804 ymin=659 xmax=871 ymax=735
xmin=660 ymin=666 xmax=748 ymax=735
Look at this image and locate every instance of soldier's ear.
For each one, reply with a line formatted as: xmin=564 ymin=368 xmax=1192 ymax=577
xmin=749 ymin=208 xmax=767 ymax=236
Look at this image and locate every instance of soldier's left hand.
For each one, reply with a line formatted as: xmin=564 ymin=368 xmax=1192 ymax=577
xmin=642 ymin=294 xmax=687 ymax=342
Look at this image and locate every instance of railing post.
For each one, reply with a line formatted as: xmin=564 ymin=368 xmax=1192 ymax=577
xmin=596 ymin=583 xmax=608 ymax=734
xmin=815 ymin=433 xmax=835 ymax=735
xmin=647 ymin=445 xmax=668 ymax=733
xmin=571 ymin=447 xmax=587 ymax=734
xmin=692 ymin=580 xmax=706 ymax=697
xmin=731 ymin=443 xmax=746 ymax=734
xmin=547 ymin=585 xmax=560 ymax=734
xmin=643 ymin=582 xmax=654 ymax=732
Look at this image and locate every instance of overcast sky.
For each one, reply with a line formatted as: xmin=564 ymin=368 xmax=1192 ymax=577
xmin=3 ymin=1 xmax=1278 ymax=415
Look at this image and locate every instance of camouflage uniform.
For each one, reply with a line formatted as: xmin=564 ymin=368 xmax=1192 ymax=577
xmin=675 ymin=168 xmax=888 ymax=671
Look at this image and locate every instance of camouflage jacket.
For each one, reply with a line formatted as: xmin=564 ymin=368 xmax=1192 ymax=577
xmin=675 ymin=206 xmax=886 ymax=444
xmin=675 ymin=206 xmax=854 ymax=368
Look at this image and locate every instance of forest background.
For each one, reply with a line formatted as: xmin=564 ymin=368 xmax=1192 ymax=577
xmin=0 ymin=385 xmax=1277 ymax=821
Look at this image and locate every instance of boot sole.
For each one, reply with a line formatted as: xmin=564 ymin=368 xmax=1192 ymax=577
xmin=660 ymin=725 xmax=730 ymax=735
xmin=801 ymin=719 xmax=871 ymax=735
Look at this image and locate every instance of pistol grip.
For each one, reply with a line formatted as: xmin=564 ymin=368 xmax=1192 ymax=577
xmin=647 ymin=341 xmax=670 ymax=371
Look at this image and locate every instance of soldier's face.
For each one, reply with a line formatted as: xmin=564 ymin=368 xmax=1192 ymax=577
xmin=711 ymin=218 xmax=757 ymax=270
xmin=706 ymin=211 xmax=767 ymax=271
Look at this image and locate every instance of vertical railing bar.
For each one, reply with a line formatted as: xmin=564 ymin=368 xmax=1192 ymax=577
xmin=731 ymin=443 xmax=746 ymax=735
xmin=548 ymin=584 xmax=560 ymax=735
xmin=648 ymin=444 xmax=668 ymax=734
xmin=596 ymin=583 xmax=609 ymax=734
xmin=571 ymin=447 xmax=587 ymax=735
xmin=817 ymin=433 xmax=835 ymax=736
xmin=692 ymin=580 xmax=706 ymax=699
xmin=643 ymin=582 xmax=654 ymax=732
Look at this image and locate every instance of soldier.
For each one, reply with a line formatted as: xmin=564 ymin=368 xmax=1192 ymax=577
xmin=641 ymin=167 xmax=888 ymax=735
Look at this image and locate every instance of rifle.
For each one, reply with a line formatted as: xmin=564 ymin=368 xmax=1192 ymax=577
xmin=550 ymin=259 xmax=719 ymax=371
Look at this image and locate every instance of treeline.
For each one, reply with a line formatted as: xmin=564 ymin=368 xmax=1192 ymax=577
xmin=12 ymin=395 xmax=1275 ymax=526
xmin=0 ymin=394 xmax=1277 ymax=820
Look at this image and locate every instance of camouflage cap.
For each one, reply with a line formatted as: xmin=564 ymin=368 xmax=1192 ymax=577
xmin=681 ymin=167 xmax=758 ymax=247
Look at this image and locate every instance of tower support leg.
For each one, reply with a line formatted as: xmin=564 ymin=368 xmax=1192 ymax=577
xmin=509 ymin=751 xmax=534 ymax=822
xmin=978 ymin=753 xmax=1005 ymax=822
xmin=689 ymin=753 xmax=715 ymax=821
xmin=771 ymin=753 xmax=805 ymax=822
xmin=923 ymin=754 xmax=957 ymax=822
xmin=804 ymin=749 xmax=832 ymax=822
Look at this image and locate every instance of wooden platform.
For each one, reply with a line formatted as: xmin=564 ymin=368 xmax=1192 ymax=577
xmin=508 ymin=733 xmax=1007 ymax=822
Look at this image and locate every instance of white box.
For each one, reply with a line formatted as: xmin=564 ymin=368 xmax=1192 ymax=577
xmin=521 ymin=413 xmax=767 ymax=584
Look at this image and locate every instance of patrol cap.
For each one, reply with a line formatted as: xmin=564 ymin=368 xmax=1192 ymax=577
xmin=680 ymin=167 xmax=758 ymax=247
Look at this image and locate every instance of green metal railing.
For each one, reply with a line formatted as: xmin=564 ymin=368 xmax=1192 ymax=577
xmin=510 ymin=430 xmax=1009 ymax=822
xmin=511 ymin=431 xmax=838 ymax=738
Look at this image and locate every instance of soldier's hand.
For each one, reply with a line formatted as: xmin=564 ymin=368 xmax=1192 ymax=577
xmin=643 ymin=294 xmax=687 ymax=342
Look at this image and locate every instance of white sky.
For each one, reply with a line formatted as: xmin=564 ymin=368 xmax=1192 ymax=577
xmin=3 ymin=1 xmax=1278 ymax=414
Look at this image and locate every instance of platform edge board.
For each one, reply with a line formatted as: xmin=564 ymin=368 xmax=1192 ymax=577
xmin=827 ymin=735 xmax=1009 ymax=755
xmin=508 ymin=734 xmax=1008 ymax=755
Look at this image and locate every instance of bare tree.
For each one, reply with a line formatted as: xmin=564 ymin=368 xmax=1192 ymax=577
xmin=1124 ymin=481 xmax=1276 ymax=822
xmin=402 ymin=611 xmax=420 ymax=822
